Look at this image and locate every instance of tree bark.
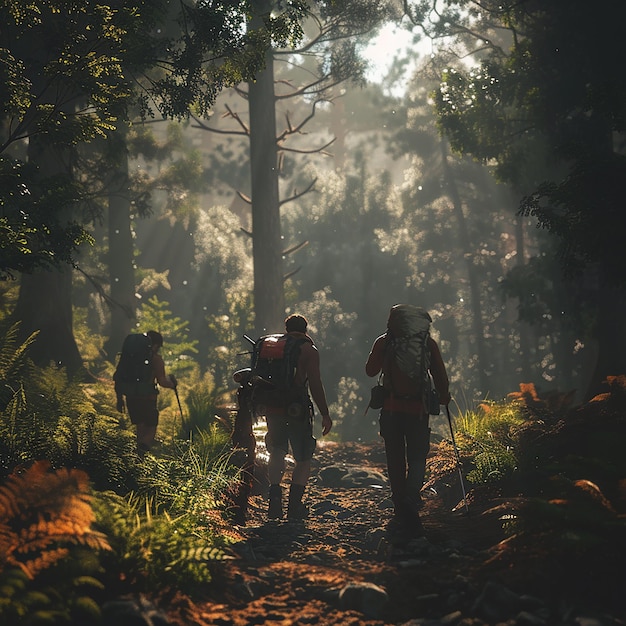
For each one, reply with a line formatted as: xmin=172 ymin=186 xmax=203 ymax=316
xmin=585 ymin=283 xmax=626 ymax=400
xmin=103 ymin=125 xmax=136 ymax=361
xmin=13 ymin=138 xmax=83 ymax=375
xmin=248 ymin=1 xmax=285 ymax=335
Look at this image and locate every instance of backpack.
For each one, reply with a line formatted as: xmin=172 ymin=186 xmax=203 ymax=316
xmin=249 ymin=333 xmax=308 ymax=409
xmin=385 ymin=305 xmax=432 ymax=397
xmin=113 ymin=333 xmax=156 ymax=397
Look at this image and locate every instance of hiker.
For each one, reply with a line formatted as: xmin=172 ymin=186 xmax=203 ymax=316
xmin=114 ymin=330 xmax=177 ymax=456
xmin=261 ymin=314 xmax=332 ymax=521
xmin=366 ymin=304 xmax=450 ymax=534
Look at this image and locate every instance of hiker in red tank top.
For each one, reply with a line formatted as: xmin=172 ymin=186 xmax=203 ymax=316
xmin=264 ymin=314 xmax=333 ymax=521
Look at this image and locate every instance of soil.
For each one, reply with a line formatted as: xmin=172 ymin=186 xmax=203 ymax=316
xmin=162 ymin=439 xmax=626 ymax=626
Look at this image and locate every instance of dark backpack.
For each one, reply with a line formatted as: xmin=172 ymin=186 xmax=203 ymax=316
xmin=249 ymin=333 xmax=307 ymax=409
xmin=385 ymin=305 xmax=432 ymax=398
xmin=113 ymin=333 xmax=156 ymax=397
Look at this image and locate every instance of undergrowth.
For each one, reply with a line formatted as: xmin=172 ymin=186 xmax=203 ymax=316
xmin=453 ymin=399 xmax=525 ymax=485
xmin=0 ymin=325 xmax=245 ymax=622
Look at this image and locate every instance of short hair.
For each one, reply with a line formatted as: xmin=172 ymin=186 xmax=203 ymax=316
xmin=146 ymin=330 xmax=163 ymax=348
xmin=285 ymin=314 xmax=308 ymax=334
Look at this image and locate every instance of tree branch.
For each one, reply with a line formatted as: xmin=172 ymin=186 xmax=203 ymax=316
xmin=279 ymin=178 xmax=317 ymax=207
xmin=283 ymin=240 xmax=309 ymax=256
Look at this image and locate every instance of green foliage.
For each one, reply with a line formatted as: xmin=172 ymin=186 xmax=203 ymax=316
xmin=135 ymin=427 xmax=234 ymax=511
xmin=94 ymin=490 xmax=233 ymax=596
xmin=147 ymin=1 xmax=310 ymax=120
xmin=136 ymin=295 xmax=199 ymax=379
xmin=329 ymin=376 xmax=378 ymax=442
xmin=286 ymin=287 xmax=359 ymax=407
xmin=454 ymin=402 xmax=525 ymax=484
xmin=0 ymin=322 xmax=247 ymax=607
xmin=205 ymin=289 xmax=255 ymax=388
xmin=0 ymin=321 xmax=37 ymax=408
xmin=0 ymin=563 xmax=105 ymax=626
xmin=0 ymin=328 xmax=140 ymax=490
xmin=0 ymin=1 xmax=164 ymax=278
xmin=433 ymin=0 xmax=626 ymax=287
xmin=93 ymin=430 xmax=240 ymax=595
xmin=181 ymin=372 xmax=229 ymax=437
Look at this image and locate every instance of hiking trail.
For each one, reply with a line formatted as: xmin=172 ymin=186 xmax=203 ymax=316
xmin=163 ymin=439 xmax=624 ymax=626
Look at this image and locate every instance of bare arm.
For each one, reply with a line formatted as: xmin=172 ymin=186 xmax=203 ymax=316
xmin=429 ymin=338 xmax=451 ymax=405
xmin=302 ymin=344 xmax=332 ymax=435
xmin=365 ymin=334 xmax=386 ymax=377
xmin=153 ymin=353 xmax=176 ymax=389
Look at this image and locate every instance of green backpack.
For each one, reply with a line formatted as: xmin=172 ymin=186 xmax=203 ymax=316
xmin=385 ymin=305 xmax=432 ymax=398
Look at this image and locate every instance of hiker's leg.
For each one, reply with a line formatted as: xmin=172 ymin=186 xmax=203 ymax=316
xmin=127 ymin=396 xmax=158 ymax=454
xmin=265 ymin=414 xmax=289 ymax=483
xmin=267 ymin=451 xmax=286 ymax=484
xmin=287 ymin=414 xmax=316 ymax=519
xmin=265 ymin=414 xmax=289 ymax=519
xmin=291 ymin=459 xmax=311 ymax=485
xmin=380 ymin=410 xmax=408 ymax=515
xmin=136 ymin=423 xmax=157 ymax=450
xmin=404 ymin=414 xmax=430 ymax=523
xmin=289 ymin=458 xmax=309 ymax=518
xmin=405 ymin=414 xmax=430 ymax=496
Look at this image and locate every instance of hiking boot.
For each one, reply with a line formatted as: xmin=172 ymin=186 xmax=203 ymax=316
xmin=268 ymin=484 xmax=283 ymax=520
xmin=137 ymin=442 xmax=150 ymax=458
xmin=287 ymin=484 xmax=307 ymax=521
xmin=287 ymin=501 xmax=309 ymax=521
xmin=404 ymin=493 xmax=424 ymax=516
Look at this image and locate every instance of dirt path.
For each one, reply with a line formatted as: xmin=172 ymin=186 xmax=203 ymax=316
xmin=165 ymin=440 xmax=624 ymax=626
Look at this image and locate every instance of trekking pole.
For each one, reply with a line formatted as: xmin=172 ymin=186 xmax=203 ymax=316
xmin=174 ymin=385 xmax=184 ymax=423
xmin=445 ymin=405 xmax=469 ymax=514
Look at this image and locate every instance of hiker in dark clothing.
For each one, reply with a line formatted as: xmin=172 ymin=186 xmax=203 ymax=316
xmin=366 ymin=305 xmax=451 ymax=533
xmin=264 ymin=314 xmax=333 ymax=521
xmin=115 ymin=330 xmax=177 ymax=455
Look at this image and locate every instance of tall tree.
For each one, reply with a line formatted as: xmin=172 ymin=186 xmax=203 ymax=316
xmin=2 ymin=0 xmax=310 ymax=370
xmin=2 ymin=1 xmax=149 ymax=372
xmin=428 ymin=0 xmax=626 ymax=397
xmin=248 ymin=0 xmax=285 ymax=333
xmin=193 ymin=0 xmax=393 ymax=333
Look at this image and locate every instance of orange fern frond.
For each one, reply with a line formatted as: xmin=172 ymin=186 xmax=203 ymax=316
xmin=17 ymin=547 xmax=70 ymax=579
xmin=0 ymin=460 xmax=111 ymax=576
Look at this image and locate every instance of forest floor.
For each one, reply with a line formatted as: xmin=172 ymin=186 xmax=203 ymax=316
xmin=161 ymin=433 xmax=626 ymax=626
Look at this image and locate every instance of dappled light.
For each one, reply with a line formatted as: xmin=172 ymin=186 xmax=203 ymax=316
xmin=2 ymin=0 xmax=626 ymax=623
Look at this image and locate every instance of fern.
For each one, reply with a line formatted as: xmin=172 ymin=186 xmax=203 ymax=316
xmin=454 ymin=402 xmax=526 ymax=485
xmin=0 ymin=322 xmax=37 ymax=411
xmin=93 ymin=488 xmax=237 ymax=596
xmin=0 ymin=461 xmax=110 ymax=580
xmin=0 ymin=352 xmax=140 ymax=491
xmin=0 ymin=558 xmax=106 ymax=626
xmin=182 ymin=372 xmax=227 ymax=436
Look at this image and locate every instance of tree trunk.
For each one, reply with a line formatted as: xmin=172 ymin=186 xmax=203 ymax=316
xmin=585 ymin=284 xmax=626 ymax=400
xmin=248 ymin=1 xmax=285 ymax=335
xmin=440 ymin=140 xmax=490 ymax=395
xmin=13 ymin=138 xmax=83 ymax=375
xmin=103 ymin=125 xmax=136 ymax=362
xmin=513 ymin=215 xmax=535 ymax=383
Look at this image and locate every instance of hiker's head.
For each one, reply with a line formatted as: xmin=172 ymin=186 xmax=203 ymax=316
xmin=285 ymin=314 xmax=308 ymax=334
xmin=147 ymin=330 xmax=163 ymax=351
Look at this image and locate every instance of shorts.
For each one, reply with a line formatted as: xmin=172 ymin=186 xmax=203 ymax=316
xmin=125 ymin=395 xmax=159 ymax=427
xmin=265 ymin=408 xmax=316 ymax=462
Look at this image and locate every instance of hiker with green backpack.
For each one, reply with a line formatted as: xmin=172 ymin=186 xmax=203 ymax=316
xmin=366 ymin=304 xmax=451 ymax=536
xmin=114 ymin=330 xmax=178 ymax=456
